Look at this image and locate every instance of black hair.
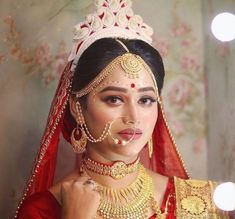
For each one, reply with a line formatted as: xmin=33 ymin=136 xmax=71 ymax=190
xmin=71 ymin=38 xmax=165 ymax=96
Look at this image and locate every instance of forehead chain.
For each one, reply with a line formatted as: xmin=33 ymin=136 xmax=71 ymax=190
xmin=73 ymin=53 xmax=159 ymax=98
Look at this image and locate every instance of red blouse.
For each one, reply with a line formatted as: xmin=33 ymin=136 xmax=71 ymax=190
xmin=17 ymin=178 xmax=176 ymax=219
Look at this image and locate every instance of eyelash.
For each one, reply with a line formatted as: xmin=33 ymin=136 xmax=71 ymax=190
xmin=102 ymin=96 xmax=157 ymax=106
xmin=102 ymin=96 xmax=123 ymax=105
xmin=138 ymin=96 xmax=157 ymax=106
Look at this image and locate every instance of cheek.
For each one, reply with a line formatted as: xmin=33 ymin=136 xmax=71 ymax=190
xmin=84 ymin=100 xmax=116 ymax=127
xmin=141 ymin=107 xmax=158 ymax=131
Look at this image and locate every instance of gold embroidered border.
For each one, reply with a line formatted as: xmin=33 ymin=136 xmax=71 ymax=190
xmin=174 ymin=177 xmax=229 ymax=219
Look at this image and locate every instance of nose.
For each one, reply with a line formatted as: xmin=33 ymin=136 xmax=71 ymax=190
xmin=123 ymin=101 xmax=139 ymax=125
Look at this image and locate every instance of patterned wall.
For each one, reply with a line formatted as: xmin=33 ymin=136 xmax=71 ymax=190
xmin=0 ymin=0 xmax=234 ymax=218
xmin=202 ymin=0 xmax=235 ymax=182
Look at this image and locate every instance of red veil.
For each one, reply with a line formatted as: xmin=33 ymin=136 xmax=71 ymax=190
xmin=15 ymin=0 xmax=189 ymax=216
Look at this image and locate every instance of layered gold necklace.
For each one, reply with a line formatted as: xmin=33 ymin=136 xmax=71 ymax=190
xmin=94 ymin=165 xmax=166 ymax=219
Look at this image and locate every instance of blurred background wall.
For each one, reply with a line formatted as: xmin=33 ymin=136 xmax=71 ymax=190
xmin=202 ymin=0 xmax=235 ymax=182
xmin=0 ymin=0 xmax=234 ymax=218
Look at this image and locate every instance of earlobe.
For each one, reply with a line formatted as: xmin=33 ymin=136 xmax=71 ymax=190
xmin=69 ymin=97 xmax=84 ymax=124
xmin=69 ymin=97 xmax=77 ymax=120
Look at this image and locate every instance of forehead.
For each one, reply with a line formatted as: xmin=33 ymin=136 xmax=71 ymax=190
xmin=98 ymin=63 xmax=156 ymax=89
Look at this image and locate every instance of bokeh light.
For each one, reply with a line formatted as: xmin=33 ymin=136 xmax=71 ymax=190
xmin=213 ymin=182 xmax=235 ymax=211
xmin=211 ymin=12 xmax=235 ymax=42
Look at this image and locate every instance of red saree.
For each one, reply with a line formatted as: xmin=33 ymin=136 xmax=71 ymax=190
xmin=17 ymin=178 xmax=176 ymax=219
xmin=17 ymin=176 xmax=230 ymax=219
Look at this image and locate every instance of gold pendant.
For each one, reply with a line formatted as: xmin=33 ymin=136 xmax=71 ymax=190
xmin=96 ymin=165 xmax=163 ymax=219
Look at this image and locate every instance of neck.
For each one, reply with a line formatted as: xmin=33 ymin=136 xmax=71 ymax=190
xmin=86 ymin=145 xmax=139 ymax=163
xmin=82 ymin=148 xmax=140 ymax=188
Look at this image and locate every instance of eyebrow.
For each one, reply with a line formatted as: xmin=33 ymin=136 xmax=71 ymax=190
xmin=99 ymin=86 xmax=156 ymax=93
xmin=138 ymin=87 xmax=156 ymax=93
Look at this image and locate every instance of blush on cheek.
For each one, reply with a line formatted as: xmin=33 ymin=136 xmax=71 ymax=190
xmin=145 ymin=117 xmax=156 ymax=129
xmin=84 ymin=106 xmax=114 ymax=130
xmin=144 ymin=113 xmax=158 ymax=134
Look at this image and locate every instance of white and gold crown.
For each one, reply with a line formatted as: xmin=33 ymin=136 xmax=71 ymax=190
xmin=68 ymin=0 xmax=154 ymax=71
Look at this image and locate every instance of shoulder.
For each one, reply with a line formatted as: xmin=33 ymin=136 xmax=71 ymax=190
xmin=174 ymin=177 xmax=229 ymax=218
xmin=17 ymin=191 xmax=60 ymax=219
xmin=49 ymin=169 xmax=81 ymax=204
xmin=145 ymin=169 xmax=170 ymax=204
xmin=173 ymin=177 xmax=219 ymax=197
xmin=18 ymin=170 xmax=81 ymax=219
xmin=23 ymin=191 xmax=60 ymax=208
xmin=146 ymin=168 xmax=169 ymax=190
xmin=174 ymin=177 xmax=216 ymax=190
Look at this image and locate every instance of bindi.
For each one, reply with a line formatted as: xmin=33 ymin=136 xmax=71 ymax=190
xmin=130 ymin=83 xmax=136 ymax=88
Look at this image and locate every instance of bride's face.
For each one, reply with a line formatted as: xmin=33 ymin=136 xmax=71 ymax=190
xmin=80 ymin=61 xmax=159 ymax=161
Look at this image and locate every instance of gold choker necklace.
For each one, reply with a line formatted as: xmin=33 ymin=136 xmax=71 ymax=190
xmin=82 ymin=156 xmax=140 ymax=180
xmin=96 ymin=164 xmax=158 ymax=219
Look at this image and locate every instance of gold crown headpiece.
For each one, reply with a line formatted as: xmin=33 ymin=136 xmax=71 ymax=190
xmin=68 ymin=0 xmax=154 ymax=72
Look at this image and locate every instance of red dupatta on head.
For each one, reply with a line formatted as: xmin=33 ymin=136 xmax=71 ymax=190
xmin=15 ymin=0 xmax=189 ymax=217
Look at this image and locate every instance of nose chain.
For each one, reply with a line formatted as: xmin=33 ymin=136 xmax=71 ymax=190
xmin=76 ymin=100 xmax=112 ymax=143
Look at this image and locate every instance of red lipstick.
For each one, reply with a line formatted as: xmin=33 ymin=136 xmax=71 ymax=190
xmin=118 ymin=128 xmax=142 ymax=140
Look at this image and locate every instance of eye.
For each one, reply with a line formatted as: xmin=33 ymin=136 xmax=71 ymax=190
xmin=102 ymin=96 xmax=123 ymax=105
xmin=138 ymin=96 xmax=157 ymax=106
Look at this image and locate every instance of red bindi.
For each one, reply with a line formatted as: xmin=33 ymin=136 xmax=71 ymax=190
xmin=130 ymin=83 xmax=135 ymax=88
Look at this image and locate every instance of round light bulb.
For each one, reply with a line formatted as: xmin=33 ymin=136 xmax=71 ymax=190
xmin=211 ymin=12 xmax=235 ymax=42
xmin=213 ymin=182 xmax=235 ymax=211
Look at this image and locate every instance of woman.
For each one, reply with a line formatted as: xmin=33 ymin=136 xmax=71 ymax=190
xmin=16 ymin=0 xmax=229 ymax=218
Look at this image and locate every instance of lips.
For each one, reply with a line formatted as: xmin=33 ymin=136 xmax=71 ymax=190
xmin=118 ymin=128 xmax=143 ymax=140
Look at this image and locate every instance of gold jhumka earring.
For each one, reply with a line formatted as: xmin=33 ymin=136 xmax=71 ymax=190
xmin=70 ymin=126 xmax=87 ymax=153
xmin=70 ymin=98 xmax=112 ymax=153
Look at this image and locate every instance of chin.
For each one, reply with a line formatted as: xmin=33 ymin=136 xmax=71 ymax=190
xmin=110 ymin=142 xmax=143 ymax=159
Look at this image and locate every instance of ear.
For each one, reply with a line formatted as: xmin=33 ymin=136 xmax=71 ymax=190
xmin=69 ymin=97 xmax=85 ymax=124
